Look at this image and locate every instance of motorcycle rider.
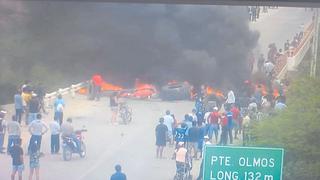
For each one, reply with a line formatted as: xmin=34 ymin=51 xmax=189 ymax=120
xmin=60 ymin=118 xmax=81 ymax=153
xmin=173 ymin=142 xmax=191 ymax=176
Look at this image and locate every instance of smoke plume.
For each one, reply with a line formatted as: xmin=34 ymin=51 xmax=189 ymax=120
xmin=1 ymin=2 xmax=259 ymax=89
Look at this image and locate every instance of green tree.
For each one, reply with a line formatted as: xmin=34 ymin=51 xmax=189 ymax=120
xmin=251 ymin=77 xmax=320 ymax=180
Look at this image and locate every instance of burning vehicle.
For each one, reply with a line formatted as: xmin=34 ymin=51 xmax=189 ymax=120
xmin=120 ymin=80 xmax=157 ymax=99
xmin=159 ymin=81 xmax=191 ymax=101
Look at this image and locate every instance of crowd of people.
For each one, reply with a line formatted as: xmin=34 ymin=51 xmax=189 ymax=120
xmin=0 ymin=78 xmax=131 ymax=180
xmin=256 ymin=18 xmax=309 ymax=81
xmin=0 ymin=80 xmax=88 ymax=180
xmin=155 ymin=82 xmax=287 ymax=179
xmin=247 ymin=6 xmax=278 ymax=22
xmin=0 ymin=77 xmax=288 ymax=180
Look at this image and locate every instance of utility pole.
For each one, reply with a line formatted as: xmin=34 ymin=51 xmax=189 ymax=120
xmin=310 ymin=8 xmax=319 ymax=78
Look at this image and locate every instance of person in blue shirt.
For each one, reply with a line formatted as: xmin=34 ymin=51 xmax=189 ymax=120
xmin=275 ymin=97 xmax=287 ymax=111
xmin=226 ymin=106 xmax=233 ymax=144
xmin=110 ymin=164 xmax=126 ymax=180
xmin=174 ymin=123 xmax=187 ymax=150
xmin=54 ymin=94 xmax=65 ymax=125
xmin=198 ymin=121 xmax=206 ymax=158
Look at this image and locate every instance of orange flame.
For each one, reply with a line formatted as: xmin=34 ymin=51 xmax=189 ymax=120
xmin=206 ymin=86 xmax=225 ymax=98
xmin=255 ymin=84 xmax=268 ymax=96
xmin=255 ymin=83 xmax=280 ymax=98
xmin=131 ymin=79 xmax=157 ymax=98
xmin=101 ymin=82 xmax=123 ymax=91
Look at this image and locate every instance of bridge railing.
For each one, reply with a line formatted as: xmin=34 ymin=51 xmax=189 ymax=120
xmin=276 ymin=20 xmax=315 ymax=79
xmin=44 ymin=81 xmax=89 ymax=103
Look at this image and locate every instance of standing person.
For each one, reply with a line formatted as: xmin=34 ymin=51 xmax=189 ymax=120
xmin=189 ymin=109 xmax=198 ymax=124
xmin=226 ymin=107 xmax=233 ymax=144
xmin=9 ymin=138 xmax=24 ymax=180
xmin=196 ymin=136 xmax=211 ymax=180
xmin=28 ymin=94 xmax=40 ymax=125
xmin=264 ymin=60 xmax=275 ymax=78
xmin=22 ymin=89 xmax=32 ymax=125
xmin=110 ymin=164 xmax=127 ymax=180
xmin=21 ymin=80 xmax=32 ymax=93
xmin=248 ymin=6 xmax=252 ymax=21
xmin=251 ymin=6 xmax=257 ymax=21
xmin=14 ymin=90 xmax=24 ymax=124
xmin=7 ymin=115 xmax=21 ymax=155
xmin=257 ymin=54 xmax=265 ymax=72
xmin=231 ymin=105 xmax=241 ymax=139
xmin=28 ymin=142 xmax=40 ymax=180
xmin=35 ymin=83 xmax=47 ymax=114
xmin=219 ymin=113 xmax=228 ymax=146
xmin=208 ymin=107 xmax=220 ymax=143
xmin=248 ymin=53 xmax=255 ymax=73
xmin=274 ymin=98 xmax=287 ymax=111
xmin=183 ymin=114 xmax=192 ymax=129
xmin=155 ymin=118 xmax=168 ymax=159
xmin=197 ymin=122 xmax=206 ymax=158
xmin=254 ymin=85 xmax=263 ymax=109
xmin=187 ymin=121 xmax=200 ymax=159
xmin=261 ymin=96 xmax=272 ymax=113
xmin=226 ymin=88 xmax=235 ymax=110
xmin=110 ymin=92 xmax=119 ymax=125
xmin=0 ymin=110 xmax=7 ymax=153
xmin=171 ymin=114 xmax=178 ymax=139
xmin=49 ymin=119 xmax=60 ymax=154
xmin=284 ymin=40 xmax=290 ymax=52
xmin=173 ymin=142 xmax=189 ymax=175
xmin=163 ymin=110 xmax=174 ymax=145
xmin=28 ymin=114 xmax=48 ymax=154
xmin=256 ymin=6 xmax=260 ymax=19
xmin=54 ymin=94 xmax=65 ymax=125
xmin=174 ymin=123 xmax=187 ymax=147
xmin=92 ymin=74 xmax=103 ymax=101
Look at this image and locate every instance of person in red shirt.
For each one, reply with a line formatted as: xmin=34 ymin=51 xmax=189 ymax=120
xmin=218 ymin=113 xmax=228 ymax=146
xmin=231 ymin=104 xmax=241 ymax=139
xmin=207 ymin=107 xmax=220 ymax=143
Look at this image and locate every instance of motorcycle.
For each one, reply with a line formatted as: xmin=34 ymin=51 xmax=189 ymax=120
xmin=119 ymin=102 xmax=132 ymax=124
xmin=62 ymin=129 xmax=87 ymax=161
xmin=173 ymin=151 xmax=193 ymax=180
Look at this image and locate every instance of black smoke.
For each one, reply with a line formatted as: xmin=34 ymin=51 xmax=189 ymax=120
xmin=1 ymin=2 xmax=259 ymax=90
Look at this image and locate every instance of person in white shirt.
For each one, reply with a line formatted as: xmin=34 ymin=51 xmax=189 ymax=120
xmin=49 ymin=120 xmax=60 ymax=154
xmin=6 ymin=115 xmax=21 ymax=154
xmin=163 ymin=110 xmax=174 ymax=145
xmin=28 ymin=114 xmax=48 ymax=154
xmin=264 ymin=61 xmax=275 ymax=78
xmin=189 ymin=109 xmax=198 ymax=123
xmin=226 ymin=88 xmax=235 ymax=110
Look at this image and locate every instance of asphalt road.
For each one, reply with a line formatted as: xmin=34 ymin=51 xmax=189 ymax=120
xmin=0 ymin=6 xmax=315 ymax=180
xmin=1 ymin=95 xmax=199 ymax=180
xmin=250 ymin=7 xmax=314 ymax=72
xmin=250 ymin=7 xmax=314 ymax=55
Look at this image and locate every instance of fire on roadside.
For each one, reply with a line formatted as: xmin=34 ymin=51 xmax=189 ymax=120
xmin=131 ymin=79 xmax=157 ymax=98
xmin=206 ymin=86 xmax=225 ymax=99
xmin=119 ymin=79 xmax=157 ymax=99
xmin=255 ymin=83 xmax=280 ymax=98
xmin=77 ymin=80 xmax=123 ymax=95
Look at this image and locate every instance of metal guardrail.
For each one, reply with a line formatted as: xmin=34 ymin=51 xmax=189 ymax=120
xmin=44 ymin=81 xmax=88 ymax=101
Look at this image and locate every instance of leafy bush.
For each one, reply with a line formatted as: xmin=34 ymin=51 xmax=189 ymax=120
xmin=251 ymin=77 xmax=320 ymax=180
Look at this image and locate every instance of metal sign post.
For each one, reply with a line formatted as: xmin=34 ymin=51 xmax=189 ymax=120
xmin=311 ymin=8 xmax=319 ymax=78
